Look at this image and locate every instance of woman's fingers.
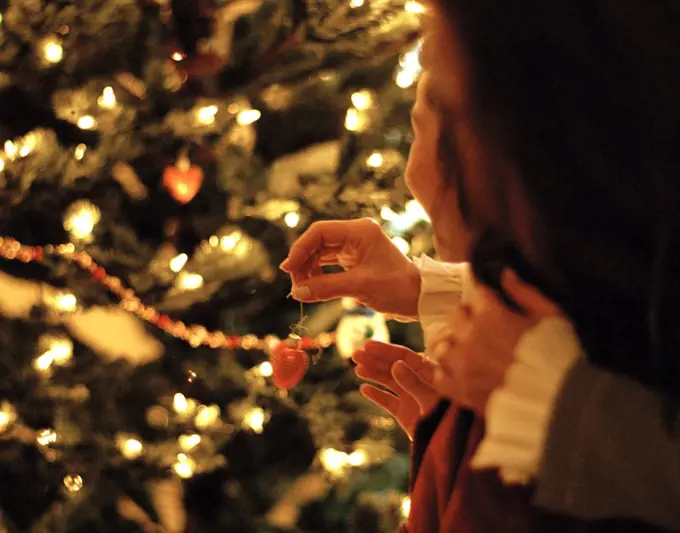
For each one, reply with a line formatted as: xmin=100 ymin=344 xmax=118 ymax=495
xmin=392 ymin=361 xmax=439 ymax=414
xmin=359 ymin=384 xmax=400 ymax=418
xmin=501 ymin=269 xmax=560 ymax=316
xmin=354 ymin=363 xmax=397 ymax=390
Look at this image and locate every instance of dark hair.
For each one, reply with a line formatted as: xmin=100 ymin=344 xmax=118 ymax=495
xmin=433 ymin=1 xmax=680 ymax=395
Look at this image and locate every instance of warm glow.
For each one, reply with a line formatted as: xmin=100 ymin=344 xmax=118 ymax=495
xmin=194 ymin=405 xmax=220 ymax=430
xmin=4 ymin=140 xmax=17 ymax=159
xmin=176 ymin=272 xmax=204 ymax=291
xmin=64 ymin=201 xmax=101 ymax=241
xmin=0 ymin=402 xmax=17 ymax=433
xmin=258 ymin=361 xmax=273 ymax=377
xmin=319 ymin=448 xmax=348 ymax=475
xmin=19 ymin=133 xmax=37 ymax=157
xmin=395 ymin=70 xmax=417 ymax=89
xmin=171 ymin=51 xmax=185 ymax=61
xmin=243 ymin=406 xmax=266 ymax=434
xmin=283 ymin=211 xmax=300 ymax=228
xmin=392 ymin=236 xmax=410 ymax=255
xmin=74 ymin=144 xmax=86 ymax=160
xmin=172 ymin=454 xmax=196 ymax=479
xmin=344 ymin=108 xmax=360 ymax=131
xmin=236 ymin=109 xmax=261 ymax=125
xmin=37 ymin=428 xmax=57 ymax=446
xmin=178 ymin=433 xmax=201 ymax=452
xmin=169 ymin=253 xmax=188 ymax=273
xmin=366 ymin=152 xmax=384 ymax=168
xmin=197 ymin=105 xmax=218 ymax=125
xmin=351 ymin=90 xmax=373 ymax=110
xmin=405 ymin=199 xmax=430 ymax=221
xmin=98 ymin=86 xmax=117 ymax=109
xmin=41 ymin=335 xmax=74 ymax=366
xmin=0 ymin=158 xmax=4 ymax=172
xmin=120 ymin=437 xmax=144 ymax=460
xmin=220 ymin=231 xmax=242 ymax=251
xmin=404 ymin=0 xmax=425 ymax=14
xmin=63 ymin=474 xmax=84 ymax=493
xmin=173 ymin=393 xmax=189 ymax=414
xmin=53 ymin=293 xmax=78 ymax=313
xmin=347 ymin=449 xmax=368 ymax=467
xmin=42 ymin=37 xmax=64 ymax=63
xmin=77 ymin=115 xmax=96 ymax=130
xmin=401 ymin=496 xmax=411 ymax=518
xmin=349 ymin=0 xmax=364 ymax=7
xmin=34 ymin=352 xmax=54 ymax=372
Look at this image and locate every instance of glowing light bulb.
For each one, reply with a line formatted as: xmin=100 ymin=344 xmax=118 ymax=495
xmin=395 ymin=70 xmax=417 ymax=89
xmin=283 ymin=211 xmax=300 ymax=228
xmin=63 ymin=200 xmax=101 ymax=241
xmin=380 ymin=205 xmax=397 ymax=221
xmin=196 ymin=105 xmax=218 ymax=125
xmin=178 ymin=433 xmax=201 ymax=452
xmin=173 ymin=393 xmax=189 ymax=414
xmin=258 ymin=361 xmax=273 ymax=377
xmin=344 ymin=108 xmax=360 ymax=131
xmin=77 ymin=115 xmax=96 ymax=130
xmin=0 ymin=158 xmax=4 ymax=172
xmin=405 ymin=199 xmax=430 ymax=221
xmin=404 ymin=0 xmax=425 ymax=13
xmin=392 ymin=236 xmax=410 ymax=255
xmin=236 ymin=109 xmax=261 ymax=125
xmin=347 ymin=449 xmax=368 ymax=467
xmin=366 ymin=152 xmax=384 ymax=168
xmin=169 ymin=253 xmax=188 ymax=273
xmin=176 ymin=272 xmax=204 ymax=291
xmin=220 ymin=231 xmax=242 ymax=251
xmin=98 ymin=86 xmax=117 ymax=109
xmin=349 ymin=0 xmax=364 ymax=7
xmin=351 ymin=90 xmax=373 ymax=110
xmin=74 ymin=144 xmax=86 ymax=160
xmin=4 ymin=140 xmax=17 ymax=160
xmin=63 ymin=474 xmax=84 ymax=492
xmin=171 ymin=51 xmax=185 ymax=61
xmin=172 ymin=454 xmax=195 ymax=479
xmin=34 ymin=351 xmax=54 ymax=372
xmin=0 ymin=402 xmax=17 ymax=433
xmin=243 ymin=406 xmax=266 ymax=434
xmin=42 ymin=37 xmax=64 ymax=63
xmin=194 ymin=404 xmax=220 ymax=430
xmin=19 ymin=133 xmax=37 ymax=157
xmin=319 ymin=448 xmax=348 ymax=475
xmin=401 ymin=496 xmax=411 ymax=518
xmin=120 ymin=437 xmax=144 ymax=460
xmin=53 ymin=292 xmax=78 ymax=313
xmin=41 ymin=334 xmax=73 ymax=366
xmin=37 ymin=428 xmax=57 ymax=446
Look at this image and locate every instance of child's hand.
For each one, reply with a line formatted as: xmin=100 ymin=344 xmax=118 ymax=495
xmin=433 ymin=270 xmax=561 ymax=416
xmin=353 ymin=341 xmax=440 ymax=440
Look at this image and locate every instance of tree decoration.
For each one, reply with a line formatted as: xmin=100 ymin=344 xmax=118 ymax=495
xmin=163 ymin=152 xmax=204 ymax=204
xmin=270 ymin=337 xmax=311 ymax=390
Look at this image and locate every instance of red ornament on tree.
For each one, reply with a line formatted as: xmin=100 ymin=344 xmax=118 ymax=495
xmin=163 ymin=155 xmax=204 ymax=204
xmin=271 ymin=339 xmax=310 ymax=390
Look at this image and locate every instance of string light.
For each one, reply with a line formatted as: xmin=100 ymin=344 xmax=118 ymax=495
xmin=0 ymin=158 xmax=4 ymax=172
xmin=257 ymin=361 xmax=273 ymax=377
xmin=19 ymin=132 xmax=37 ymax=157
xmin=243 ymin=406 xmax=266 ymax=434
xmin=401 ymin=496 xmax=411 ymax=518
xmin=236 ymin=109 xmax=261 ymax=125
xmin=175 ymin=272 xmax=204 ymax=291
xmin=194 ymin=405 xmax=220 ymax=430
xmin=171 ymin=51 xmax=185 ymax=61
xmin=63 ymin=474 xmax=84 ymax=493
xmin=0 ymin=402 xmax=17 ymax=433
xmin=63 ymin=200 xmax=101 ymax=241
xmin=0 ymin=236 xmax=336 ymax=351
xmin=41 ymin=36 xmax=64 ymax=64
xmin=350 ymin=90 xmax=373 ymax=110
xmin=196 ymin=105 xmax=218 ymax=125
xmin=349 ymin=0 xmax=365 ymax=7
xmin=173 ymin=454 xmax=196 ymax=479
xmin=178 ymin=434 xmax=201 ymax=452
xmin=37 ymin=428 xmax=57 ymax=446
xmin=4 ymin=140 xmax=17 ymax=160
xmin=173 ymin=393 xmax=189 ymax=415
xmin=118 ymin=436 xmax=144 ymax=460
xmin=395 ymin=40 xmax=422 ymax=89
xmin=35 ymin=334 xmax=73 ymax=372
xmin=220 ymin=231 xmax=242 ymax=251
xmin=77 ymin=115 xmax=97 ymax=130
xmin=98 ymin=86 xmax=117 ymax=109
xmin=344 ymin=108 xmax=361 ymax=131
xmin=319 ymin=448 xmax=348 ymax=476
xmin=169 ymin=253 xmax=188 ymax=273
xmin=404 ymin=0 xmax=425 ymax=14
xmin=283 ymin=211 xmax=300 ymax=228
xmin=366 ymin=152 xmax=384 ymax=168
xmin=74 ymin=144 xmax=87 ymax=160
xmin=347 ymin=449 xmax=368 ymax=467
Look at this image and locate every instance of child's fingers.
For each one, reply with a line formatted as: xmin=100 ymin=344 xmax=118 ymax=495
xmin=354 ymin=363 xmax=397 ymax=391
xmin=359 ymin=384 xmax=400 ymax=418
xmin=501 ymin=269 xmax=560 ymax=317
xmin=363 ymin=341 xmax=425 ymax=369
xmin=392 ymin=361 xmax=439 ymax=414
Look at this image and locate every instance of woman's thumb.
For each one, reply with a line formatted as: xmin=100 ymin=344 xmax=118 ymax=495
xmin=291 ymin=271 xmax=365 ymax=302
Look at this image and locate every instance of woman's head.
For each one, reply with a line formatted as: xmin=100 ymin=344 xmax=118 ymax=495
xmin=416 ymin=1 xmax=680 ymax=391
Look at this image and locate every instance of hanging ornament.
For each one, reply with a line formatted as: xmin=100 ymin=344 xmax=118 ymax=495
xmin=163 ymin=152 xmax=204 ymax=204
xmin=270 ymin=336 xmax=310 ymax=390
xmin=336 ymin=308 xmax=390 ymax=359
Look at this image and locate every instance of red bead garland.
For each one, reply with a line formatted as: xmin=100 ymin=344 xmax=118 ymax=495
xmin=0 ymin=236 xmax=335 ymax=352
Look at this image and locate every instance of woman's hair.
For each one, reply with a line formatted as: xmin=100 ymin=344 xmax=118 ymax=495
xmin=432 ymin=1 xmax=680 ymax=394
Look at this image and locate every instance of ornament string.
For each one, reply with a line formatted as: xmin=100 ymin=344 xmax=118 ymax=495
xmin=0 ymin=236 xmax=335 ymax=351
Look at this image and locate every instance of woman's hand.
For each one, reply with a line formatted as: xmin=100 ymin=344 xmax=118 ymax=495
xmin=353 ymin=341 xmax=440 ymax=440
xmin=280 ymin=219 xmax=421 ymax=319
xmin=433 ymin=270 xmax=561 ymax=415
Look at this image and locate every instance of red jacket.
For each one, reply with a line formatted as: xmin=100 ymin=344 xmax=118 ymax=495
xmin=403 ymin=401 xmax=668 ymax=533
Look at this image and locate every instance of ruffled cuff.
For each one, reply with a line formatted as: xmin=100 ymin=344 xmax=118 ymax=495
xmin=471 ymin=317 xmax=582 ymax=484
xmin=413 ymin=255 xmax=472 ymax=354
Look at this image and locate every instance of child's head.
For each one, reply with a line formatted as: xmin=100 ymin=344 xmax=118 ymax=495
xmin=412 ymin=1 xmax=680 ymax=392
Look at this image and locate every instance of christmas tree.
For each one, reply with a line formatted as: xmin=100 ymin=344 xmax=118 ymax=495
xmin=0 ymin=0 xmax=432 ymax=531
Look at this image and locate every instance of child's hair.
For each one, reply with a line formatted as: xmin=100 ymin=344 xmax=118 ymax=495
xmin=430 ymin=1 xmax=680 ymax=396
